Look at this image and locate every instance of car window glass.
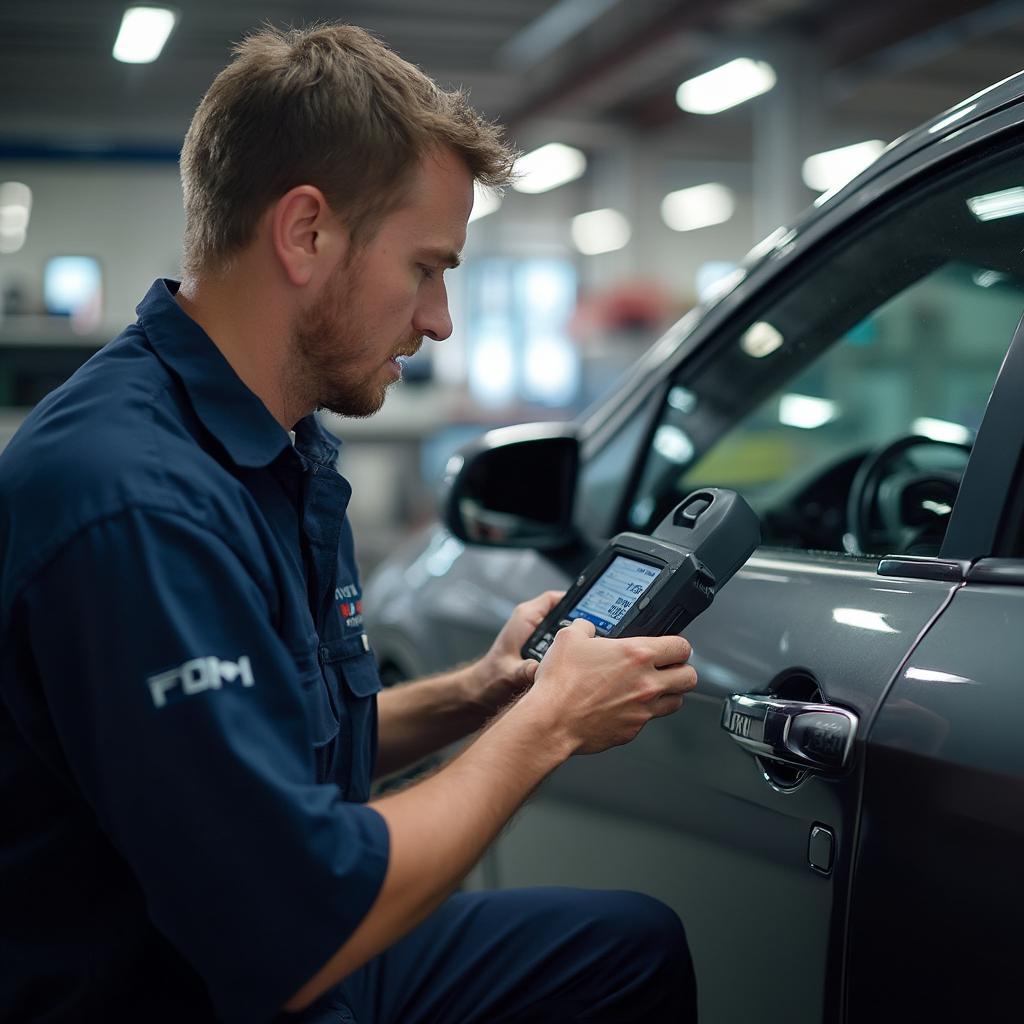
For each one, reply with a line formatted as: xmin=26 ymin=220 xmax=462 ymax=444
xmin=576 ymin=386 xmax=661 ymax=539
xmin=628 ymin=143 xmax=1024 ymax=558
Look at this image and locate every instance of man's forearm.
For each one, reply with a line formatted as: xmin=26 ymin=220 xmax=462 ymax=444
xmin=285 ymin=695 xmax=572 ymax=1012
xmin=373 ymin=590 xmax=558 ymax=778
xmin=285 ymin=619 xmax=697 ymax=1014
xmin=374 ymin=662 xmax=492 ymax=778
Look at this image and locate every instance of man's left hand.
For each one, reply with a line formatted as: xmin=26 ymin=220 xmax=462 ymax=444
xmin=465 ymin=590 xmax=564 ymax=714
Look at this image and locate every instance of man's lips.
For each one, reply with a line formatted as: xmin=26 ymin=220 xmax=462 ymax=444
xmin=387 ymin=345 xmax=420 ymax=379
xmin=389 ymin=343 xmax=422 ymax=369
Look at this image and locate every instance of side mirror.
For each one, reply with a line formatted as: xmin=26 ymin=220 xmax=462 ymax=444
xmin=441 ymin=422 xmax=580 ymax=549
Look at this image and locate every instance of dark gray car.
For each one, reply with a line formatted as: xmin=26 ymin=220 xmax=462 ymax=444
xmin=365 ymin=70 xmax=1024 ymax=1023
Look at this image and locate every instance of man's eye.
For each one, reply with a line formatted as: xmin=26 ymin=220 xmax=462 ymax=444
xmin=418 ymin=264 xmax=436 ymax=281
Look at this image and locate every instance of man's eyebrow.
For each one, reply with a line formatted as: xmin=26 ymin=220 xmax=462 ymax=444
xmin=420 ymin=247 xmax=462 ymax=269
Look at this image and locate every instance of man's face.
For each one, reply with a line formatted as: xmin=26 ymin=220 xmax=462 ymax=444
xmin=292 ymin=146 xmax=474 ymax=418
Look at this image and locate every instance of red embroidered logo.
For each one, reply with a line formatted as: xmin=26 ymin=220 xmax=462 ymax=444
xmin=335 ymin=583 xmax=364 ymax=628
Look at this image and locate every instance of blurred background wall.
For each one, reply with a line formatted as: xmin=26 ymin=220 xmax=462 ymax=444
xmin=2 ymin=0 xmax=1023 ymax=571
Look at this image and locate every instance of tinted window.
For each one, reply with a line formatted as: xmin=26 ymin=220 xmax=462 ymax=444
xmin=628 ymin=142 xmax=1024 ymax=557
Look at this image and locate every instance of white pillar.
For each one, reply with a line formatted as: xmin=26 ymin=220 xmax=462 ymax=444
xmin=583 ymin=138 xmax=638 ymax=291
xmin=752 ymin=36 xmax=823 ymax=240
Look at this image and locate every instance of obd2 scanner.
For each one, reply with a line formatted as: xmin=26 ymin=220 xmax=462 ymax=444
xmin=522 ymin=489 xmax=760 ymax=661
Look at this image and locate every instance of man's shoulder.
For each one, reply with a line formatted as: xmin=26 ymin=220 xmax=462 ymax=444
xmin=0 ymin=326 xmax=257 ymax=600
xmin=4 ymin=326 xmax=195 ymax=506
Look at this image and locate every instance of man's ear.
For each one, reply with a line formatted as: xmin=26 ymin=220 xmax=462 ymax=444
xmin=270 ymin=185 xmax=350 ymax=288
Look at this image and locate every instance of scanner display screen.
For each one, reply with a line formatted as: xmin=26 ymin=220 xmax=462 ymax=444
xmin=566 ymin=555 xmax=661 ymax=636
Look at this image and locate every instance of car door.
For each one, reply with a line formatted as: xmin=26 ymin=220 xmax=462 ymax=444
xmin=845 ymin=309 xmax=1024 ymax=1022
xmin=435 ymin=124 xmax=1024 ymax=1023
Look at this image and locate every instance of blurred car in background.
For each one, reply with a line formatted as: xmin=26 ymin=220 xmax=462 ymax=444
xmin=365 ymin=71 xmax=1024 ymax=1023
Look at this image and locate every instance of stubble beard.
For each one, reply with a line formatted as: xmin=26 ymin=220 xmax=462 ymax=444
xmin=291 ymin=264 xmax=412 ymax=419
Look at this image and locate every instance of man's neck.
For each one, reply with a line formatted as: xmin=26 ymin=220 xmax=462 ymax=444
xmin=175 ymin=271 xmax=307 ymax=429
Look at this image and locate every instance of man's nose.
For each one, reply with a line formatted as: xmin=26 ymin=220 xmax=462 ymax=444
xmin=414 ymin=284 xmax=453 ymax=342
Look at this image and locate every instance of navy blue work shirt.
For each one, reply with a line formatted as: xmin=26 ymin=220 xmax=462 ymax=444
xmin=0 ymin=279 xmax=389 ymax=1023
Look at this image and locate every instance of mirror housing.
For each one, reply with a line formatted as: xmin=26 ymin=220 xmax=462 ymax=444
xmin=441 ymin=422 xmax=580 ymax=549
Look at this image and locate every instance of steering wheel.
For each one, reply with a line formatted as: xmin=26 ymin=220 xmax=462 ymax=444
xmin=845 ymin=435 xmax=971 ymax=556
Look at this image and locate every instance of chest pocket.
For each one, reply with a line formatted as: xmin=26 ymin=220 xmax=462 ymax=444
xmin=318 ymin=634 xmax=382 ymax=802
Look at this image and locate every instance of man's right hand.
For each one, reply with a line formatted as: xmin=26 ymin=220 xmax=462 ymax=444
xmin=520 ymin=619 xmax=697 ymax=755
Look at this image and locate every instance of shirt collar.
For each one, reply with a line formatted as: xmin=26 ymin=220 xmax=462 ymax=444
xmin=136 ymin=279 xmax=339 ymax=469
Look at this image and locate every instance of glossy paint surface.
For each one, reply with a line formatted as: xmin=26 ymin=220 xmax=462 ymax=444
xmin=848 ymin=582 xmax=1024 ymax=1021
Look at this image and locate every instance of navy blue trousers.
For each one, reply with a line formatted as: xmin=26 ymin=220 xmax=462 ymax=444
xmin=301 ymin=887 xmax=697 ymax=1023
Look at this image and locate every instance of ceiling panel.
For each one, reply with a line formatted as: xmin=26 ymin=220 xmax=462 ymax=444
xmin=0 ymin=0 xmax=1021 ymax=159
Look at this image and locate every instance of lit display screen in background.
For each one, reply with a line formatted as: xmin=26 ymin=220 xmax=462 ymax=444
xmin=43 ymin=255 xmax=103 ymax=333
xmin=567 ymin=555 xmax=661 ymax=635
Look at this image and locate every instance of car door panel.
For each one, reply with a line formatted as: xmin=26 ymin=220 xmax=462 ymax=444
xmin=488 ymin=551 xmax=957 ymax=1023
xmin=849 ymin=579 xmax=1024 ymax=1021
xmin=366 ymin=538 xmax=564 ymax=678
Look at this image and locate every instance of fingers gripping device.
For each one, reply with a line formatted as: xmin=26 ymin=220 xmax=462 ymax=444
xmin=522 ymin=489 xmax=761 ymax=661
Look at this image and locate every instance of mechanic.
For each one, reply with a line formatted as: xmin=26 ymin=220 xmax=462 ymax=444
xmin=0 ymin=24 xmax=699 ymax=1024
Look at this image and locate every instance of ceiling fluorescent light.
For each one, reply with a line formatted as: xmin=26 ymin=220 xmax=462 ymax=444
xmin=512 ymin=143 xmax=586 ymax=194
xmin=661 ymin=183 xmax=735 ymax=232
xmin=967 ymin=186 xmax=1024 ymax=222
xmin=0 ymin=203 xmax=28 ymax=235
xmin=468 ymin=183 xmax=501 ymax=223
xmin=113 ymin=6 xmax=177 ymax=64
xmin=0 ymin=180 xmax=32 ymax=211
xmin=779 ymin=393 xmax=837 ymax=430
xmin=571 ymin=208 xmax=631 ymax=255
xmin=676 ymin=58 xmax=776 ymax=115
xmin=0 ymin=228 xmax=27 ymax=255
xmin=802 ymin=140 xmax=885 ymax=193
xmin=0 ymin=180 xmax=32 ymax=254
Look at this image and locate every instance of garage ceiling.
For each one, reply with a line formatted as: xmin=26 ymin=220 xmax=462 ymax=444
xmin=0 ymin=0 xmax=1023 ymax=157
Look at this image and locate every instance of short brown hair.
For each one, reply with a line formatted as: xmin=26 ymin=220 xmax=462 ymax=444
xmin=180 ymin=23 xmax=516 ymax=276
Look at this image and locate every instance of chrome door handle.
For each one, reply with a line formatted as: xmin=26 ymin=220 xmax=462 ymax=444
xmin=721 ymin=695 xmax=858 ymax=773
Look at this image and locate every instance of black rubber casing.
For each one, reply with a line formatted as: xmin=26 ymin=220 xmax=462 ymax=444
xmin=522 ymin=488 xmax=760 ymax=661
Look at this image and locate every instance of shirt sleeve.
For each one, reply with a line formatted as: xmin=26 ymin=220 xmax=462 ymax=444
xmin=20 ymin=506 xmax=389 ymax=1024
